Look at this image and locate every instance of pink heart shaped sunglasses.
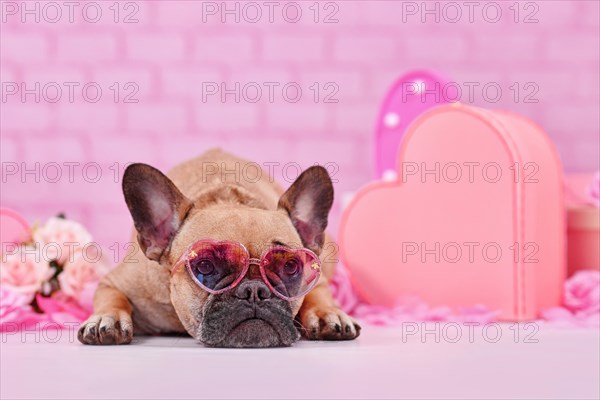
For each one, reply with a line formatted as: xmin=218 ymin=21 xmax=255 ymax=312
xmin=171 ymin=240 xmax=321 ymax=301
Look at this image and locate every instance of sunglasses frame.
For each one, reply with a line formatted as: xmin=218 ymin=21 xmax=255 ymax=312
xmin=171 ymin=239 xmax=322 ymax=301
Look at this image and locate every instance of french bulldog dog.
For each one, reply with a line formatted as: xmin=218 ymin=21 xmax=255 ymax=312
xmin=78 ymin=149 xmax=360 ymax=347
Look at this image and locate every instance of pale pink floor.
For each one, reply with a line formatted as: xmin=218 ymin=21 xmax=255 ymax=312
xmin=1 ymin=324 xmax=599 ymax=399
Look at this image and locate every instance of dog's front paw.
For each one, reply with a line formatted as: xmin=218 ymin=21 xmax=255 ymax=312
xmin=78 ymin=311 xmax=133 ymax=345
xmin=300 ymin=306 xmax=361 ymax=341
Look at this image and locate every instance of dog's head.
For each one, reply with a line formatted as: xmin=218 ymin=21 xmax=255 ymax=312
xmin=122 ymin=163 xmax=333 ymax=347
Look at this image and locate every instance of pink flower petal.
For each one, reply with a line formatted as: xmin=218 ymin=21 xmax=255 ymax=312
xmin=36 ymin=293 xmax=89 ymax=323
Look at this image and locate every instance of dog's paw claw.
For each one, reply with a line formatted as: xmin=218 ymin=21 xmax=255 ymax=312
xmin=300 ymin=306 xmax=361 ymax=341
xmin=78 ymin=312 xmax=133 ymax=345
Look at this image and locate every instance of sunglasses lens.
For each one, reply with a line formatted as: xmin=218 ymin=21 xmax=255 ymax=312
xmin=263 ymin=248 xmax=321 ymax=299
xmin=187 ymin=242 xmax=247 ymax=291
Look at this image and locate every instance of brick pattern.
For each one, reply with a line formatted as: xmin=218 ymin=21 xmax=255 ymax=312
xmin=1 ymin=0 xmax=598 ymax=250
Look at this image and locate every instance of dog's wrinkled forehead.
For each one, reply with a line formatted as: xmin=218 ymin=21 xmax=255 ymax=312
xmin=169 ymin=206 xmax=303 ymax=261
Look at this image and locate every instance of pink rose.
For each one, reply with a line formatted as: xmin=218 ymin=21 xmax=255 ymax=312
xmin=0 ymin=246 xmax=54 ymax=300
xmin=32 ymin=217 xmax=93 ymax=265
xmin=563 ymin=271 xmax=600 ymax=317
xmin=540 ymin=271 xmax=600 ymax=328
xmin=58 ymin=251 xmax=111 ymax=311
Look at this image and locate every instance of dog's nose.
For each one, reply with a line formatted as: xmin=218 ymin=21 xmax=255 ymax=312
xmin=235 ymin=280 xmax=272 ymax=303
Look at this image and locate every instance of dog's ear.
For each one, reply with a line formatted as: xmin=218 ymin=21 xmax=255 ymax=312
xmin=278 ymin=166 xmax=334 ymax=254
xmin=122 ymin=163 xmax=192 ymax=262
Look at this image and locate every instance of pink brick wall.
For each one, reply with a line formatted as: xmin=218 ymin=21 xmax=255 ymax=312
xmin=1 ymin=0 xmax=599 ymax=251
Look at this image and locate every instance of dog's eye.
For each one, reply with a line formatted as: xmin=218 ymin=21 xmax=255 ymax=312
xmin=283 ymin=259 xmax=300 ymax=276
xmin=191 ymin=259 xmax=215 ymax=276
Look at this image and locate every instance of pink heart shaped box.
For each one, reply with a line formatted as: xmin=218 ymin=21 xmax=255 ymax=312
xmin=340 ymin=104 xmax=565 ymax=321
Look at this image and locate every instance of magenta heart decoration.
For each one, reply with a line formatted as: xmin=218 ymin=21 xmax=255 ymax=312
xmin=374 ymin=70 xmax=451 ymax=179
xmin=342 ymin=103 xmax=565 ymax=321
xmin=0 ymin=208 xmax=31 ymax=247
